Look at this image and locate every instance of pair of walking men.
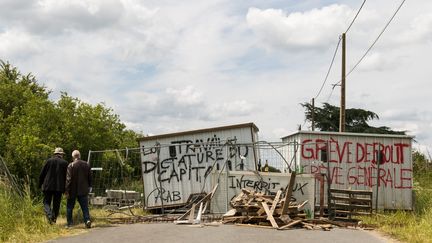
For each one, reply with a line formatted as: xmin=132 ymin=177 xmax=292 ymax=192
xmin=38 ymin=148 xmax=92 ymax=228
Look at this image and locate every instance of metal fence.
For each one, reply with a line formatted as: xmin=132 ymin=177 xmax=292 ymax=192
xmin=88 ymin=148 xmax=144 ymax=210
xmin=87 ymin=141 xmax=301 ymax=212
xmin=0 ymin=155 xmax=24 ymax=197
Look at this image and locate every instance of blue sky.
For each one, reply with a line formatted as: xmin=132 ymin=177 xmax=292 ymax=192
xmin=1 ymin=0 xmax=431 ymax=155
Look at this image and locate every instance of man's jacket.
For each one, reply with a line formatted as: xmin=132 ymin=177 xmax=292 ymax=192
xmin=39 ymin=155 xmax=68 ymax=192
xmin=66 ymin=159 xmax=92 ymax=197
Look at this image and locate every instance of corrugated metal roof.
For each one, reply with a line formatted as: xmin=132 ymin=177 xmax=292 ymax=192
xmin=281 ymin=130 xmax=414 ymax=140
xmin=138 ymin=122 xmax=259 ymax=141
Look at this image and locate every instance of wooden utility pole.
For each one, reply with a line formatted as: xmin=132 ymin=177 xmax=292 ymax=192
xmin=311 ymin=98 xmax=315 ymax=131
xmin=339 ymin=33 xmax=346 ymax=132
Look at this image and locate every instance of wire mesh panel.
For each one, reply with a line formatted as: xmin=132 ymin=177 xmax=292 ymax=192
xmin=257 ymin=142 xmax=293 ymax=173
xmin=88 ymin=148 xmax=143 ymax=208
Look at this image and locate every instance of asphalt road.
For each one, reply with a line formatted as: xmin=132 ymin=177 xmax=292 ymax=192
xmin=47 ymin=223 xmax=392 ymax=243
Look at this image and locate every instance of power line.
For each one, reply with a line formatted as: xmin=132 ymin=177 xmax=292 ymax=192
xmin=345 ymin=0 xmax=367 ymax=33
xmin=314 ymin=0 xmax=366 ymax=101
xmin=314 ymin=36 xmax=341 ymax=99
xmin=325 ymin=83 xmax=337 ymax=103
xmin=334 ymin=0 xmax=406 ymax=86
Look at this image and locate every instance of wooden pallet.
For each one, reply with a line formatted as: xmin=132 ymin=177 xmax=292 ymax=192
xmin=329 ymin=188 xmax=372 ymax=219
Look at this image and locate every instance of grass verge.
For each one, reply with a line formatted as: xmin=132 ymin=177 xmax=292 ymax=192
xmin=359 ymin=172 xmax=432 ymax=243
xmin=0 ymin=180 xmax=77 ymax=242
xmin=0 ymin=179 xmax=148 ymax=242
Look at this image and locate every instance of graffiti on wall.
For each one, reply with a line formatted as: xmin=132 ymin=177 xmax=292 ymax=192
xmin=300 ymin=137 xmax=412 ymax=189
xmin=227 ymin=174 xmax=310 ymax=203
xmin=142 ymin=135 xmax=252 ymax=204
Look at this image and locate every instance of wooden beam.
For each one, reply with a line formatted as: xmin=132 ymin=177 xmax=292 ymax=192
xmin=278 ymin=219 xmax=303 ymax=230
xmin=178 ymin=183 xmax=219 ymax=220
xmin=188 ymin=203 xmax=196 ymax=222
xmin=269 ymin=190 xmax=282 ymax=215
xmin=261 ymin=202 xmax=279 ymax=228
xmin=235 ymin=224 xmax=274 ymax=229
xmin=281 ymin=172 xmax=296 ymax=215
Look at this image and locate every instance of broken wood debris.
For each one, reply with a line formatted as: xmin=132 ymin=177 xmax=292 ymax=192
xmin=222 ymin=188 xmax=345 ymax=231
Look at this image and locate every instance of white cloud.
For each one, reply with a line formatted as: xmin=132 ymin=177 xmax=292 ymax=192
xmin=1 ymin=0 xmax=432 ymax=154
xmin=246 ymin=4 xmax=351 ymax=50
xmin=398 ymin=13 xmax=432 ymax=44
xmin=354 ymin=52 xmax=401 ymax=72
xmin=0 ymin=29 xmax=42 ymax=57
xmin=166 ymin=86 xmax=203 ymax=106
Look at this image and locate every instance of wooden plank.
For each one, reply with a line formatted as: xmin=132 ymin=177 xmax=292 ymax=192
xmin=279 ymin=215 xmax=291 ymax=224
xmin=256 ymin=207 xmax=265 ymax=216
xmin=302 ymin=223 xmax=314 ymax=230
xmin=202 ymin=201 xmax=209 ymax=213
xmin=277 ymin=219 xmax=303 ymax=230
xmin=330 ymin=188 xmax=373 ymax=195
xmin=331 ymin=196 xmax=372 ymax=203
xmin=223 ymin=209 xmax=237 ymax=217
xmin=332 ymin=203 xmax=372 ymax=209
xmin=304 ymin=219 xmax=346 ymax=227
xmin=178 ymin=183 xmax=219 ymax=220
xmin=297 ymin=200 xmax=308 ymax=211
xmin=235 ymin=224 xmax=274 ymax=229
xmin=281 ymin=172 xmax=296 ymax=215
xmin=333 ymin=210 xmax=372 ymax=215
xmin=261 ymin=202 xmax=279 ymax=228
xmin=269 ymin=190 xmax=282 ymax=215
xmin=188 ymin=203 xmax=196 ymax=222
xmin=233 ymin=192 xmax=244 ymax=202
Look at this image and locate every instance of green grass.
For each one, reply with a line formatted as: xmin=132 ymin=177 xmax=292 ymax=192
xmin=0 ymin=177 xmax=150 ymax=242
xmin=0 ymin=180 xmax=95 ymax=242
xmin=359 ymin=171 xmax=432 ymax=243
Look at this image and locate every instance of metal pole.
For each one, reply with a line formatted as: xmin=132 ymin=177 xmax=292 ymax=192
xmin=375 ymin=151 xmax=381 ymax=213
xmin=326 ymin=142 xmax=332 ymax=219
xmin=294 ymin=141 xmax=298 ymax=173
xmin=225 ymin=143 xmax=230 ymax=212
xmin=319 ymin=174 xmax=325 ymax=218
xmin=140 ymin=146 xmax=146 ymax=211
xmin=87 ymin=150 xmax=92 ymax=164
xmin=156 ymin=142 xmax=164 ymax=214
xmin=339 ymin=33 xmax=346 ymax=132
xmin=312 ymin=98 xmax=315 ymax=131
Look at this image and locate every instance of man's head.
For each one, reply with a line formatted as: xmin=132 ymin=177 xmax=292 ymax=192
xmin=72 ymin=150 xmax=81 ymax=160
xmin=54 ymin=147 xmax=65 ymax=157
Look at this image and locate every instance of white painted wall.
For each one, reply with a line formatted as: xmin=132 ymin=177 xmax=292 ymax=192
xmin=282 ymin=131 xmax=413 ymax=210
xmin=139 ymin=125 xmax=258 ymax=208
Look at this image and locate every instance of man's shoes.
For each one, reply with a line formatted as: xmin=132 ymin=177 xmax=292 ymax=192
xmin=85 ymin=220 xmax=91 ymax=228
xmin=65 ymin=224 xmax=72 ymax=229
xmin=46 ymin=215 xmax=53 ymax=225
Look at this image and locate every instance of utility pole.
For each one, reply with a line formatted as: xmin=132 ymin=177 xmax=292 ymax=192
xmin=339 ymin=33 xmax=346 ymax=132
xmin=311 ymin=98 xmax=315 ymax=131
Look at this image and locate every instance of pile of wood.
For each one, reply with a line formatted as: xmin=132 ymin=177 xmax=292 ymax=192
xmin=222 ymin=188 xmax=340 ymax=231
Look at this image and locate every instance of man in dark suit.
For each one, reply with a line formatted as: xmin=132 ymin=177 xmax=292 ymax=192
xmin=65 ymin=150 xmax=92 ymax=228
xmin=38 ymin=147 xmax=68 ymax=224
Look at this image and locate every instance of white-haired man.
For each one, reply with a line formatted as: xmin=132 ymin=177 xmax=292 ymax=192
xmin=65 ymin=150 xmax=92 ymax=228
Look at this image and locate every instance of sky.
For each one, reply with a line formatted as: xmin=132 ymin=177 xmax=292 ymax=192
xmin=0 ymin=0 xmax=431 ymax=156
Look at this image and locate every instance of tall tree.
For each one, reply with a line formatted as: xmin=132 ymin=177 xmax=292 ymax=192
xmin=0 ymin=61 xmax=141 ymax=192
xmin=0 ymin=61 xmax=50 ymax=156
xmin=301 ymin=102 xmax=405 ymax=135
